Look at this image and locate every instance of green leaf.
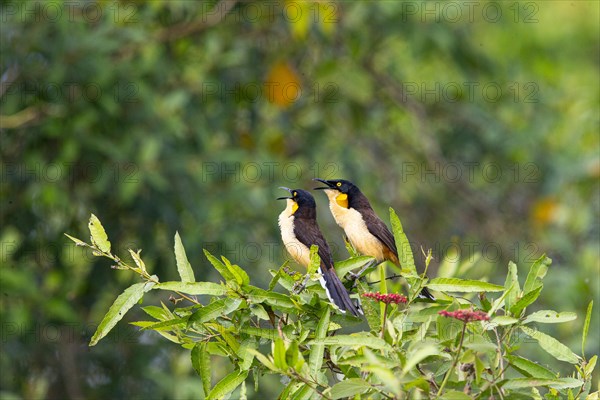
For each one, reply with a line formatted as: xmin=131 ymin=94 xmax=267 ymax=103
xmin=141 ymin=305 xmax=167 ymax=320
xmin=238 ymin=326 xmax=278 ymax=340
xmin=273 ymin=337 xmax=288 ymax=370
xmin=335 ymin=256 xmax=374 ymax=278
xmin=128 ymin=249 xmax=147 ymax=274
xmin=90 ymin=282 xmax=150 ymax=346
xmin=504 ymin=261 xmax=520 ymax=312
xmin=523 ymin=310 xmax=577 ymax=324
xmin=510 ymin=285 xmax=543 ymax=316
xmin=308 ymin=333 xmax=390 ymax=350
xmin=488 ymin=282 xmax=516 ymax=316
xmin=502 ymin=377 xmax=582 ymax=390
xmin=247 ymin=349 xmax=278 ymax=372
xmin=439 ymin=391 xmax=472 ymax=400
xmin=237 ymin=338 xmax=257 ymax=371
xmin=520 ymin=326 xmax=580 ymax=364
xmin=389 ymin=208 xmax=417 ymax=275
xmin=506 ymin=354 xmax=556 ymax=379
xmin=290 ymin=383 xmax=314 ymax=400
xmin=523 ymin=255 xmax=551 ymax=294
xmin=206 ymin=369 xmax=249 ymax=400
xmin=88 ymin=213 xmax=111 ymax=253
xmin=64 ymin=233 xmax=87 ymax=247
xmin=174 ymin=232 xmax=195 ymax=283
xmin=308 ymin=245 xmax=320 ymax=275
xmin=188 ymin=298 xmax=242 ymax=325
xmin=403 ymin=343 xmax=442 ymax=374
xmin=203 ymin=249 xmax=235 ymax=281
xmin=585 ymin=355 xmax=597 ymax=377
xmin=141 ymin=317 xmax=187 ymax=331
xmin=328 ymin=378 xmax=370 ymax=399
xmin=154 ymin=281 xmax=227 ymax=296
xmin=427 ymin=278 xmax=504 ymax=292
xmin=192 ymin=342 xmax=212 ymax=395
xmin=309 ymin=308 xmax=330 ymax=377
xmin=246 ymin=287 xmax=297 ymax=310
xmin=222 ymin=257 xmax=250 ymax=287
xmin=490 ymin=316 xmax=520 ymax=326
xmin=582 ymin=300 xmax=593 ymax=357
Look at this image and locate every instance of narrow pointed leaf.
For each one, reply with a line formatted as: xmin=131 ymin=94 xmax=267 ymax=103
xmin=222 ymin=257 xmax=250 ymax=287
xmin=188 ymin=298 xmax=242 ymax=325
xmin=389 ymin=208 xmax=417 ymax=275
xmin=510 ymin=285 xmax=543 ymax=316
xmin=328 ymin=378 xmax=370 ymax=399
xmin=206 ymin=369 xmax=248 ymax=400
xmin=520 ymin=326 xmax=580 ymax=364
xmin=506 ymin=354 xmax=556 ymax=379
xmin=523 ymin=255 xmax=551 ymax=294
xmin=308 ymin=334 xmax=390 ymax=350
xmin=154 ymin=281 xmax=227 ymax=296
xmin=203 ymin=249 xmax=235 ymax=281
xmin=174 ymin=232 xmax=195 ymax=282
xmin=488 ymin=282 xmax=515 ymax=316
xmin=504 ymin=261 xmax=520 ymax=312
xmin=308 ymin=245 xmax=320 ymax=275
xmin=192 ymin=342 xmax=212 ymax=395
xmin=88 ymin=214 xmax=111 ymax=253
xmin=582 ymin=300 xmax=593 ymax=357
xmin=335 ymin=256 xmax=375 ymax=278
xmin=502 ymin=377 xmax=582 ymax=390
xmin=309 ymin=308 xmax=330 ymax=377
xmin=128 ymin=249 xmax=147 ymax=274
xmin=273 ymin=337 xmax=288 ymax=371
xmin=427 ymin=278 xmax=503 ymax=292
xmin=523 ymin=310 xmax=577 ymax=324
xmin=403 ymin=343 xmax=442 ymax=374
xmin=64 ymin=233 xmax=87 ymax=247
xmin=237 ymin=338 xmax=257 ymax=371
xmin=90 ymin=282 xmax=149 ymax=346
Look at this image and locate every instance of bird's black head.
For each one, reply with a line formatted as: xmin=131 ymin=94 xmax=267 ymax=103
xmin=277 ymin=187 xmax=317 ymax=217
xmin=313 ymin=178 xmax=359 ymax=194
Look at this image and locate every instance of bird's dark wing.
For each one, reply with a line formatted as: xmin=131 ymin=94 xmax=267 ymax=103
xmin=293 ymin=217 xmax=362 ymax=316
xmin=361 ymin=208 xmax=398 ymax=255
xmin=361 ymin=210 xmax=436 ymax=301
xmin=293 ymin=217 xmax=335 ymax=270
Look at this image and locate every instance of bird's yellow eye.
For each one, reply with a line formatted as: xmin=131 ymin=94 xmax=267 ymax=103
xmin=336 ymin=182 xmax=342 ymax=187
xmin=293 ymin=191 xmax=297 ymax=196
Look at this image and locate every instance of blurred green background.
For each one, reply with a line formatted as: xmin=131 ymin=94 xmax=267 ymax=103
xmin=1 ymin=0 xmax=598 ymax=398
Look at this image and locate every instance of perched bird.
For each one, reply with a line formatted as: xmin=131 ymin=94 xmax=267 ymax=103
xmin=313 ymin=178 xmax=435 ymax=300
xmin=277 ymin=187 xmax=361 ymax=316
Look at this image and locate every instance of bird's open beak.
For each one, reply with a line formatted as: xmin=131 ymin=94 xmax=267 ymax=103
xmin=277 ymin=186 xmax=293 ymax=200
xmin=312 ymin=178 xmax=335 ymax=190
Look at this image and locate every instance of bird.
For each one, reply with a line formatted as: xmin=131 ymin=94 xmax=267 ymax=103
xmin=277 ymin=187 xmax=362 ymax=316
xmin=313 ymin=178 xmax=435 ymax=300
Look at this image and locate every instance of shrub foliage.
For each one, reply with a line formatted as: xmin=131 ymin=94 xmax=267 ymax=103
xmin=66 ymin=212 xmax=596 ymax=399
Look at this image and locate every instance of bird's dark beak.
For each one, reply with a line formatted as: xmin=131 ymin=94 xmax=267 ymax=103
xmin=313 ymin=178 xmax=335 ymax=190
xmin=277 ymin=186 xmax=293 ymax=200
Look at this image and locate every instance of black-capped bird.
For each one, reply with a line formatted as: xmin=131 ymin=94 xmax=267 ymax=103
xmin=313 ymin=179 xmax=435 ymax=300
xmin=277 ymin=187 xmax=361 ymax=316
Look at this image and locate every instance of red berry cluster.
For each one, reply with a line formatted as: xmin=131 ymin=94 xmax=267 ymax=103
xmin=438 ymin=308 xmax=490 ymax=323
xmin=362 ymin=292 xmax=408 ymax=304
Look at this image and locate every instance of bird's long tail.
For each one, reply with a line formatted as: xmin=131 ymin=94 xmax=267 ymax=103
xmin=319 ymin=265 xmax=362 ymax=317
xmin=418 ymin=286 xmax=435 ymax=301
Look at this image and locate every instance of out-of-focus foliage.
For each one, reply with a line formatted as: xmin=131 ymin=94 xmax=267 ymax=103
xmin=1 ymin=0 xmax=598 ymax=398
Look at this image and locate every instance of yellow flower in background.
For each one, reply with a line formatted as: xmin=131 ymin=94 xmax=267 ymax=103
xmin=284 ymin=0 xmax=337 ymax=39
xmin=264 ymin=61 xmax=302 ymax=108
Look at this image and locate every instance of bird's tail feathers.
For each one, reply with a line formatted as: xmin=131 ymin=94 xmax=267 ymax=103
xmin=318 ymin=265 xmax=362 ymax=317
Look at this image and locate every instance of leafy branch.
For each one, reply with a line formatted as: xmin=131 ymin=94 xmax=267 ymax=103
xmin=65 ymin=212 xmax=597 ymax=399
